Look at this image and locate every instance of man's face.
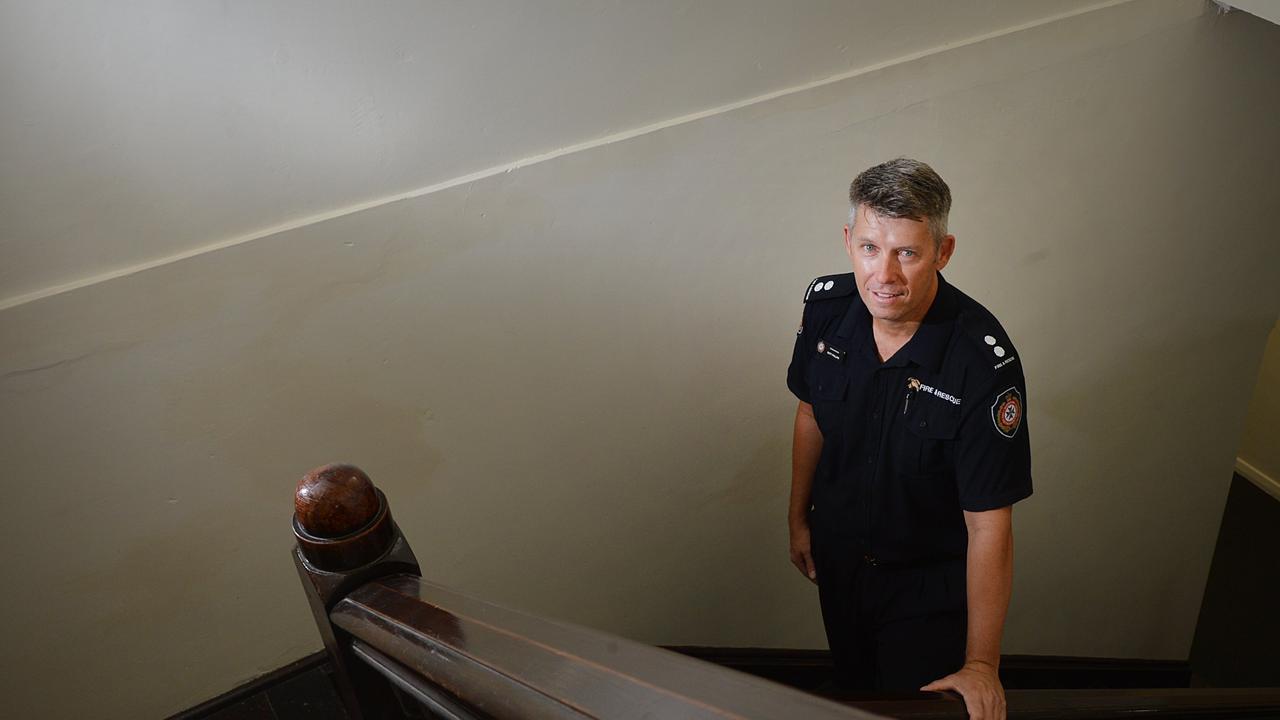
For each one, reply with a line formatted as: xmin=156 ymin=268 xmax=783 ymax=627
xmin=844 ymin=205 xmax=955 ymax=326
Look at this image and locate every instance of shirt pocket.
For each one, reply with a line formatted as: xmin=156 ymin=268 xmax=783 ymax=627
xmin=902 ymin=402 xmax=960 ymax=477
xmin=808 ymin=358 xmax=849 ymax=437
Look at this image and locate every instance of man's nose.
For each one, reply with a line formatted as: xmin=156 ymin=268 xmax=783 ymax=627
xmin=873 ymin=255 xmax=903 ymax=284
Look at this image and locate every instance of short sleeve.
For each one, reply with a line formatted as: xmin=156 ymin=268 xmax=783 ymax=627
xmin=954 ymin=373 xmax=1033 ymax=511
xmin=786 ymin=307 xmax=813 ymax=404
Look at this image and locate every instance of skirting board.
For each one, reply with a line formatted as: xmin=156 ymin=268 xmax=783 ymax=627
xmin=1235 ymin=457 xmax=1280 ymax=503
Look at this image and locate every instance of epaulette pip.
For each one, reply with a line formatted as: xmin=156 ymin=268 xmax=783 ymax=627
xmin=959 ymin=312 xmax=1018 ymax=371
xmin=803 ymin=272 xmax=857 ymax=303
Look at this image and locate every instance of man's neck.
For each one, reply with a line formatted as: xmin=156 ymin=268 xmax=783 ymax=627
xmin=872 ymin=319 xmax=921 ymax=363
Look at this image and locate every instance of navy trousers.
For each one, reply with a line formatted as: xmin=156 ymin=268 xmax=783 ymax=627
xmin=812 ymin=537 xmax=968 ymax=691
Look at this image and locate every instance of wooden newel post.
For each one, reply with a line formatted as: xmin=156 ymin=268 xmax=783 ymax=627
xmin=293 ymin=463 xmax=421 ymax=719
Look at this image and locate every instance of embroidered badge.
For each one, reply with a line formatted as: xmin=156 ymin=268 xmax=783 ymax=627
xmin=911 ymin=378 xmax=962 ymax=405
xmin=990 ymin=387 xmax=1023 ymax=438
xmin=816 ymin=340 xmax=826 ymax=353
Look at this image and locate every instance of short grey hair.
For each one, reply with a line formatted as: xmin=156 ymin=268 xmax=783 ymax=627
xmin=848 ymin=158 xmax=952 ymax=246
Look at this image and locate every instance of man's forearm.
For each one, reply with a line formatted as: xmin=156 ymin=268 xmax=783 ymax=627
xmin=963 ymin=509 xmax=1014 ymax=669
xmin=790 ymin=401 xmax=823 ymax=525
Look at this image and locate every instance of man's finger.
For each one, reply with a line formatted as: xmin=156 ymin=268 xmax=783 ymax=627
xmin=919 ymin=677 xmax=952 ymax=692
xmin=802 ymin=551 xmax=817 ymax=581
xmin=961 ymin=685 xmax=999 ymax=720
xmin=961 ymin=691 xmax=985 ymax=720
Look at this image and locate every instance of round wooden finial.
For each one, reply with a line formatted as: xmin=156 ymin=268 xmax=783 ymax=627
xmin=295 ymin=463 xmax=380 ymax=538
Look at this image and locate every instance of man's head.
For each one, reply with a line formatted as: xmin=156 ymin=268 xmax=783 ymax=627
xmin=844 ymin=158 xmax=956 ymax=327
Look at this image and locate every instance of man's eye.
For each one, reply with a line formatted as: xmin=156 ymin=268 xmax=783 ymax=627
xmin=899 ymin=249 xmax=916 ymax=258
xmin=862 ymin=244 xmax=877 ymax=253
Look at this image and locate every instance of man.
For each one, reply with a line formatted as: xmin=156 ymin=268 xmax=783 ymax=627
xmin=786 ymin=158 xmax=1031 ymax=720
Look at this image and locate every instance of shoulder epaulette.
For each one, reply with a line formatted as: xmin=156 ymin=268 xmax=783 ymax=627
xmin=803 ymin=272 xmax=857 ymax=303
xmin=958 ymin=311 xmax=1018 ymax=372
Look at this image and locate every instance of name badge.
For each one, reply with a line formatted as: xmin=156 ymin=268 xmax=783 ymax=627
xmin=816 ymin=339 xmax=845 ymax=362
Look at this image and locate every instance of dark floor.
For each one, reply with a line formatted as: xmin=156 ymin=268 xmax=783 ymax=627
xmin=174 ymin=659 xmax=348 ymax=720
xmin=1189 ymin=473 xmax=1280 ymax=687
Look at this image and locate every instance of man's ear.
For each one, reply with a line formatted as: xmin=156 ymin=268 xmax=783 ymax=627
xmin=935 ymin=234 xmax=956 ymax=270
xmin=843 ymin=224 xmax=854 ymax=259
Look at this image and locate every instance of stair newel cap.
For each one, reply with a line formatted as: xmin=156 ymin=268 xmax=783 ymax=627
xmin=293 ymin=463 xmax=395 ymax=572
xmin=295 ymin=464 xmax=380 ymax=538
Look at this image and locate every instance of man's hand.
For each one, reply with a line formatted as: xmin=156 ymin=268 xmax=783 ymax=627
xmin=921 ymin=661 xmax=1006 ymax=720
xmin=789 ymin=520 xmax=816 ymax=582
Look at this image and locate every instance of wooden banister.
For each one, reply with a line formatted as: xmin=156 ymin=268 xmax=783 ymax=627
xmin=331 ymin=574 xmax=884 ymax=719
xmin=292 ymin=464 xmax=422 ymax=718
xmin=293 ymin=464 xmax=1280 ymax=719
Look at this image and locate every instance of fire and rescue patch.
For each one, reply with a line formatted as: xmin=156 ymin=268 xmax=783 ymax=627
xmin=990 ymin=387 xmax=1023 ymax=438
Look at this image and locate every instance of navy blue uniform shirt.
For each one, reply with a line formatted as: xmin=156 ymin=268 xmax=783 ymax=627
xmin=787 ymin=272 xmax=1032 ymax=564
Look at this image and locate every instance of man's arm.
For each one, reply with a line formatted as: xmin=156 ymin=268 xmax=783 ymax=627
xmin=964 ymin=506 xmax=1014 ymax=670
xmin=789 ymin=400 xmax=823 ymax=582
xmin=921 ymin=505 xmax=1013 ymax=720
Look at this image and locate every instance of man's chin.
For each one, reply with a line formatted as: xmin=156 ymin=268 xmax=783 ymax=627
xmin=867 ymin=308 xmax=905 ymax=323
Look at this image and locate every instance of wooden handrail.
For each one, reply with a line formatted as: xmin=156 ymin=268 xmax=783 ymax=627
xmin=333 ymin=574 xmax=886 ymax=719
xmin=292 ymin=464 xmax=1280 ymax=719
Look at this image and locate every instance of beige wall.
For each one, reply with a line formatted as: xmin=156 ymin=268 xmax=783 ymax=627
xmin=0 ymin=0 xmax=1102 ymax=304
xmin=2 ymin=1 xmax=1280 ymax=717
xmin=1239 ymin=320 xmax=1280 ymax=494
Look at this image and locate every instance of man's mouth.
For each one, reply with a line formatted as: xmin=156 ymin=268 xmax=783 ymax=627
xmin=871 ymin=290 xmax=904 ymax=301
